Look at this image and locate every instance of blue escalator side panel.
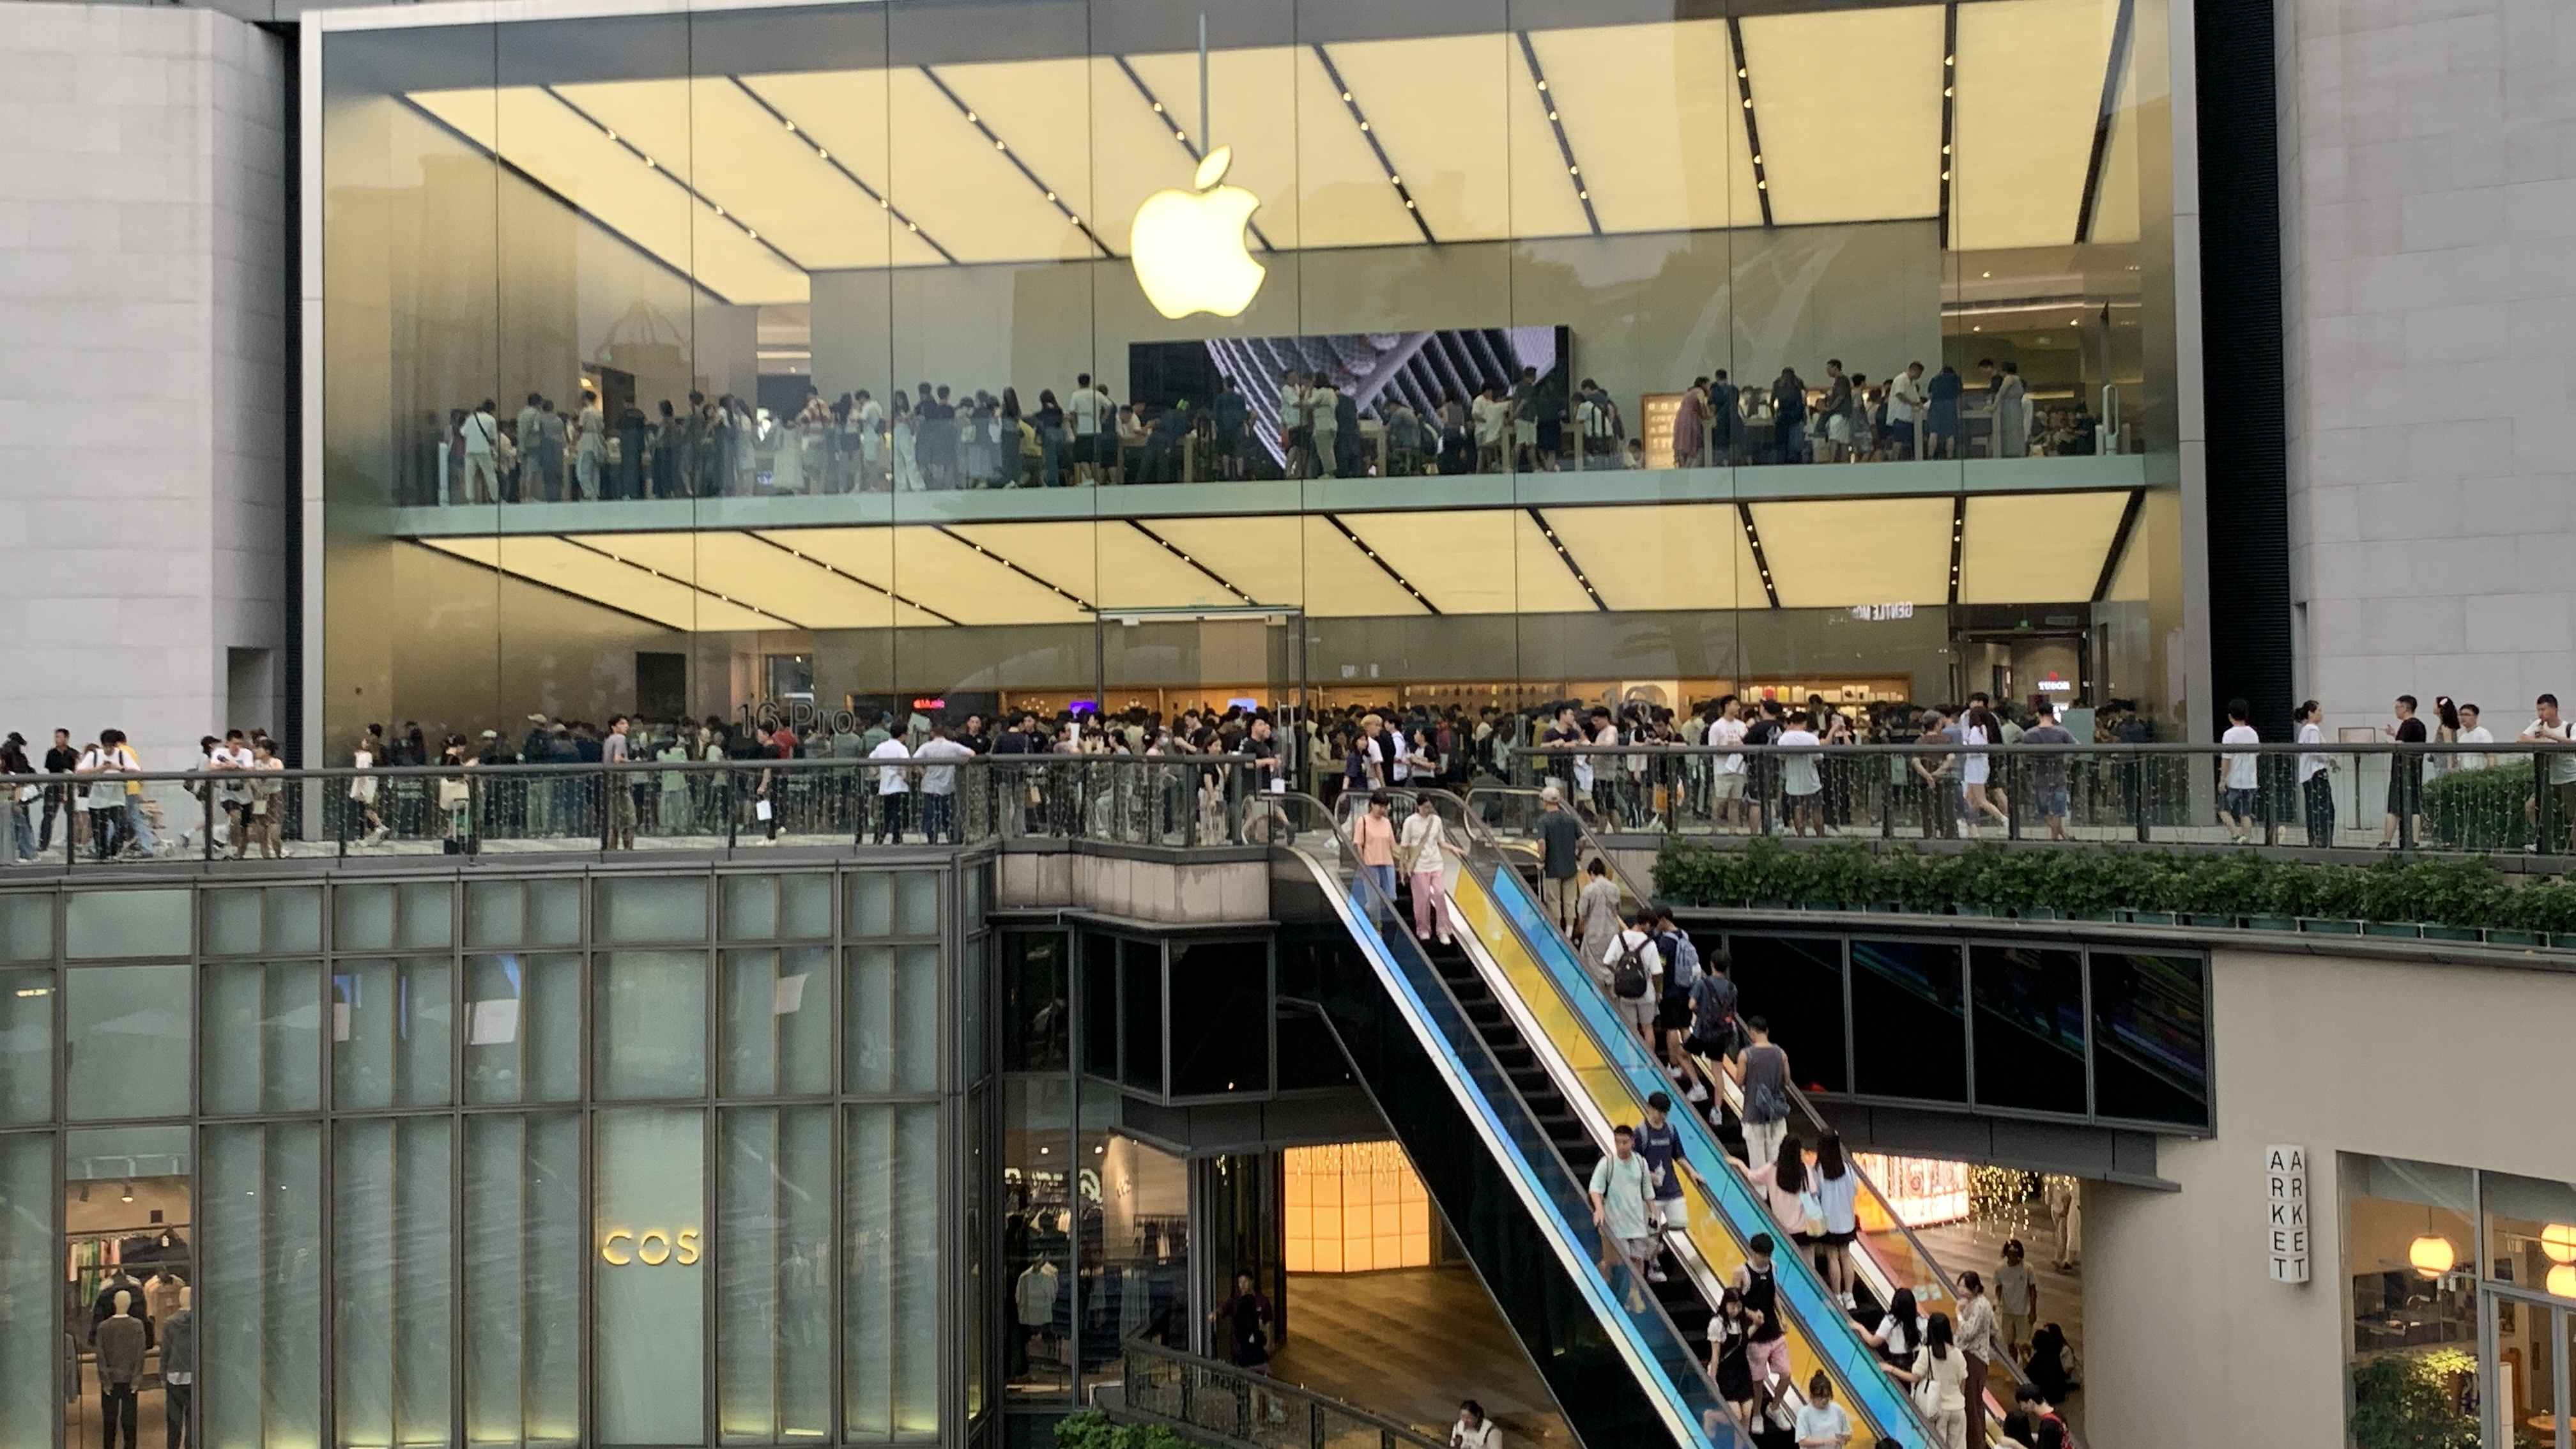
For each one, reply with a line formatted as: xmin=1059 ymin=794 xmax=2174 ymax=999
xmin=1483 ymin=868 xmax=1928 ymax=1446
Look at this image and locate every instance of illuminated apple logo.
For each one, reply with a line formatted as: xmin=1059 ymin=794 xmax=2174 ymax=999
xmin=1130 ymin=146 xmax=1265 ymax=320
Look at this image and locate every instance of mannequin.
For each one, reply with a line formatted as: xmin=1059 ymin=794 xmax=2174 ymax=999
xmin=90 ymin=1271 xmax=146 ymax=1344
xmin=95 ymin=1291 xmax=144 ymax=1449
xmin=143 ymin=1270 xmax=184 ymax=1330
xmin=158 ymin=1287 xmax=194 ymax=1449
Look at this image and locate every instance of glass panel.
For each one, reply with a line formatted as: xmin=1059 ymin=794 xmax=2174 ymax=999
xmin=0 ymin=1133 xmax=53 ymax=1449
xmin=717 ymin=1105 xmax=834 ymax=1445
xmin=1725 ymin=935 xmax=1848 ymax=1094
xmin=201 ymin=1121 xmax=322 ymax=1449
xmin=723 ymin=948 xmax=834 ymax=1097
xmin=337 ymin=885 xmax=397 ymax=953
xmin=1849 ymin=939 xmax=1966 ymax=1102
xmin=0 ymin=896 xmax=52 ymax=963
xmin=2486 ymin=1172 xmax=2576 ymax=1299
xmin=65 ymin=890 xmax=190 ymax=960
xmin=596 ymin=878 xmax=709 ymax=946
xmin=204 ymin=961 xmax=323 ymax=1115
xmin=1080 ymin=933 xmax=1118 ymax=1080
xmin=0 ymin=969 xmax=50 ymax=1124
xmin=1968 ymin=944 xmax=2086 ymax=1115
xmin=845 ymin=946 xmax=938 ymax=1096
xmin=1000 ymin=1078 xmax=1071 ymax=1406
xmin=463 ymin=1112 xmax=581 ymax=1449
xmin=465 ymin=953 xmax=583 ymax=1105
xmin=397 ymin=883 xmax=454 ymax=951
xmin=2342 ymin=1154 xmax=2475 ymax=1420
xmin=1167 ymin=939 xmax=1268 ymax=1096
xmin=845 ymin=1101 xmax=941 ymax=1441
xmin=66 ymin=963 xmax=192 ymax=1121
xmin=722 ymin=875 xmax=834 ymax=942
xmin=528 ymin=882 xmax=583 ymax=946
xmin=596 ymin=952 xmax=709 ymax=1100
xmin=2089 ymin=950 xmax=2209 ymax=1127
xmin=204 ymin=892 xmax=264 ymax=957
xmin=333 ymin=958 xmax=455 ymax=1110
xmin=999 ymin=931 xmax=1070 ymax=1073
xmin=1120 ymin=940 xmax=1161 ymax=1094
xmin=847 ymin=875 xmax=893 ymax=939
xmin=892 ymin=873 xmax=939 ymax=938
xmin=594 ymin=1108 xmax=707 ymax=1446
xmin=335 ymin=1116 xmax=456 ymax=1449
xmin=466 ymin=882 xmax=528 ymax=948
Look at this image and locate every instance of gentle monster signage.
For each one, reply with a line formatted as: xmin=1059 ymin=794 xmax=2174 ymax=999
xmin=2265 ymin=1144 xmax=2310 ymax=1283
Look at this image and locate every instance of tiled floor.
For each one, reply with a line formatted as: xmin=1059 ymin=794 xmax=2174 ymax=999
xmin=1270 ymin=1265 xmax=1574 ymax=1448
xmin=1913 ymin=1197 xmax=2089 ymax=1435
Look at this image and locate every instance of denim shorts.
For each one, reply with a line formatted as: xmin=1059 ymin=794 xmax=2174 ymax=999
xmin=2035 ymin=785 xmax=2069 ymax=819
xmin=2223 ymin=787 xmax=2259 ymax=820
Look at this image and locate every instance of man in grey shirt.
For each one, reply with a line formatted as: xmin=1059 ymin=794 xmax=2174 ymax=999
xmin=1726 ymin=1016 xmax=1794 ymax=1174
xmin=96 ymin=1291 xmax=147 ymax=1449
xmin=2021 ymin=702 xmax=2078 ymax=841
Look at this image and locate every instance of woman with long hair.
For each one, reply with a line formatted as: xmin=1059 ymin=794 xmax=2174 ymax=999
xmin=1705 ymin=1286 xmax=1757 ymax=1425
xmin=1858 ymin=1285 xmax=1924 ymax=1376
xmin=1749 ymin=1133 xmax=1807 ymax=1239
xmin=1811 ymin=1131 xmax=1861 ymax=1308
xmin=890 ymin=389 xmax=921 ymax=491
xmin=1960 ymin=703 xmax=2011 ymax=834
xmin=1903 ymin=1312 xmax=1969 ymax=1449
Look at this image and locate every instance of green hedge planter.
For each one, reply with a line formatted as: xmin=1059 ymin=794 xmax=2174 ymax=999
xmin=1652 ymin=838 xmax=2576 ymax=942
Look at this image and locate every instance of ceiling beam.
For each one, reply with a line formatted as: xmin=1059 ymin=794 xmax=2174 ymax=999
xmin=918 ymin=65 xmax=1116 ymax=259
xmin=1310 ymin=44 xmax=1438 ymax=245
xmin=745 ymin=530 xmax=962 ymax=626
xmin=2092 ymin=488 xmax=2145 ymax=602
xmin=564 ymin=535 xmax=808 ymax=631
xmin=2074 ymin=0 xmax=2138 ymax=244
xmin=1109 ymin=56 xmax=1278 ymax=253
xmin=1938 ymin=1 xmax=1959 ymax=247
xmin=729 ymin=76 xmax=957 ymax=265
xmin=1124 ymin=521 xmax=1261 ymax=606
xmin=1736 ymin=502 xmax=1781 ymax=609
xmin=1513 ymin=33 xmax=1600 ymax=237
xmin=1726 ymin=18 xmax=1774 ymax=227
xmin=542 ymin=86 xmax=810 ymax=275
xmin=1524 ymin=508 xmax=1609 ymax=611
xmin=1323 ymin=514 xmax=1440 ymax=615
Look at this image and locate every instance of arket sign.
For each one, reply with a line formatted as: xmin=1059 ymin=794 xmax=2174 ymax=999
xmin=2266 ymin=1144 xmax=2310 ymax=1284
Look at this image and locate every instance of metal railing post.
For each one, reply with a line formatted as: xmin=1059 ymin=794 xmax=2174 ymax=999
xmin=2538 ymin=751 xmax=2556 ymax=855
xmin=2005 ymin=751 xmax=2021 ymax=841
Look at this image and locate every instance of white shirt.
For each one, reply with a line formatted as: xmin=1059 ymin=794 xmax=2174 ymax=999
xmin=913 ymin=737 xmax=973 ymax=794
xmin=1309 ymin=388 xmax=1339 ymax=433
xmin=2297 ymin=721 xmax=2328 ymax=783
xmin=1887 ymin=371 xmax=1928 ymax=422
xmin=2222 ymin=723 xmax=2261 ymax=790
xmin=2456 ymin=725 xmax=2494 ymax=770
xmin=870 ymin=737 xmax=912 ymax=795
xmin=1792 ymin=1400 xmax=1851 ymax=1448
xmin=2526 ymin=719 xmax=2576 ymax=784
xmin=1777 ymin=727 xmax=1821 ymax=795
xmin=1471 ymin=395 xmax=1506 ymax=444
xmin=1068 ymin=388 xmax=1103 ymax=436
xmin=1712 ymin=716 xmax=1747 ymax=773
xmin=1400 ymin=811 xmax=1450 ymax=875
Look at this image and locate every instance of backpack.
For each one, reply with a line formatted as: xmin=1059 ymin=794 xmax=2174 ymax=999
xmin=1660 ymin=930 xmax=1699 ymax=989
xmin=1607 ymin=933 xmax=1650 ymax=1000
xmin=1745 ymin=1044 xmax=1791 ymax=1123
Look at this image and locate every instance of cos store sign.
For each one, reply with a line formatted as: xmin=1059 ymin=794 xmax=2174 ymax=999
xmin=599 ymin=1227 xmax=703 ymax=1267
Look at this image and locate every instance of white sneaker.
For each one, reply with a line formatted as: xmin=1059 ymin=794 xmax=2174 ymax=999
xmin=1685 ymin=1083 xmax=1710 ymax=1104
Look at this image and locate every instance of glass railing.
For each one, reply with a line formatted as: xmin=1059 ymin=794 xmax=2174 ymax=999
xmin=1273 ymin=792 xmax=1751 ymax=1449
xmin=0 ymin=755 xmax=1261 ymax=870
xmin=1470 ymin=783 xmax=2062 ymax=1443
xmin=1503 ymin=740 xmax=2576 ymax=857
xmin=1374 ymin=790 xmax=1931 ymax=1449
xmin=1120 ymin=1338 xmax=1451 ymax=1449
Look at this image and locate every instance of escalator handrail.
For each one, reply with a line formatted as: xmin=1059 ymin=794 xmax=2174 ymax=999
xmin=1466 ymin=783 xmax=2067 ymax=1439
xmin=1431 ymin=787 xmax=1937 ymax=1448
xmin=1280 ymin=792 xmax=1749 ymax=1449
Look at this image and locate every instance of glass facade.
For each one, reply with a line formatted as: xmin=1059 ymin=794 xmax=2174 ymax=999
xmin=0 ymin=862 xmax=980 ymax=1449
xmin=316 ymin=0 xmax=2189 ymax=755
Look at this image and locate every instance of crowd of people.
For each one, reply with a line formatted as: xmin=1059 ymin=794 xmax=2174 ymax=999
xmin=1534 ymin=877 xmax=2078 ymax=1449
xmin=409 ymin=353 xmax=2101 ymax=505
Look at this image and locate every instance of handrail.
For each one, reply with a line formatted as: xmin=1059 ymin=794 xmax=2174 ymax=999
xmin=1118 ymin=1338 xmax=1450 ymax=1449
xmin=1277 ymin=790 xmax=1751 ymax=1449
xmin=1469 ymin=783 xmax=2075 ymax=1446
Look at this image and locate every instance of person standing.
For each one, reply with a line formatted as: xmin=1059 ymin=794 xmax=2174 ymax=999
xmin=1791 ymin=1372 xmax=1851 ymax=1449
xmin=1731 ymin=1234 xmax=1794 ymax=1390
xmin=574 ymin=388 xmax=606 ymax=500
xmin=1995 ymin=1238 xmax=2037 ymax=1367
xmin=1811 ymin=1131 xmax=1862 ymax=1310
xmin=1 ymin=734 xmax=34 ymax=864
xmin=2295 ymin=700 xmax=2335 ymax=847
xmin=2021 ymin=703 xmax=2076 ymax=841
xmin=1472 ymin=383 xmax=1508 ymax=473
xmin=1908 ymin=1314 xmax=1970 ymax=1449
xmin=1587 ymin=1124 xmax=1656 ymax=1311
xmin=1354 ymin=790 xmax=1400 ymax=901
xmin=2044 ymin=1176 xmax=2081 ymax=1270
xmin=1575 ymin=857 xmax=1623 ymax=978
xmin=1887 ymin=362 xmax=1928 ymax=459
xmin=914 ymin=721 xmax=975 ymax=845
xmin=602 ymin=715 xmax=638 ymax=850
xmin=1672 ymin=377 xmax=1708 ymax=468
xmin=1925 ymin=364 xmax=1963 ymax=459
xmin=1209 ymin=1271 xmax=1274 ymax=1375
xmin=1450 ymin=1401 xmax=1498 ymax=1449
xmin=1308 ymin=378 xmax=1342 ymax=479
xmin=1636 ymin=1091 xmax=1711 ymax=1251
xmin=2521 ymin=694 xmax=2576 ymax=853
xmin=870 ymin=729 xmax=913 ymax=843
xmin=2380 ymin=694 xmax=2427 ymax=847
xmin=1535 ymin=786 xmax=1584 ymax=931
xmin=1399 ymin=794 xmax=1454 ymax=944
xmin=516 ymin=394 xmax=549 ymax=499
xmin=1068 ymin=372 xmax=1104 ymax=486
xmin=1953 ymin=1271 xmax=2001 ymax=1449
xmin=2456 ymin=703 xmax=2496 ymax=769
xmin=1727 ymin=1016 xmax=1794 ymax=1175
xmin=1777 ymin=710 xmax=1823 ymax=836
xmin=1994 ymin=362 xmax=2028 ymax=457
xmin=2218 ymin=700 xmax=2263 ymax=844
xmin=40 ymin=728 xmax=79 ymax=854
xmin=461 ymin=399 xmax=502 ymax=503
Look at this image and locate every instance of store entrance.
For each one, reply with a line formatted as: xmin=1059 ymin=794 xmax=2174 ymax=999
xmin=67 ymin=1129 xmax=193 ymax=1449
xmin=1095 ymin=608 xmax=1307 ymax=789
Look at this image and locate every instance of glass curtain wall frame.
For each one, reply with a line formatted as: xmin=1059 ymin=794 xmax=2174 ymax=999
xmin=0 ymin=859 xmax=977 ymax=1449
xmin=314 ymin=0 xmax=2186 ymax=756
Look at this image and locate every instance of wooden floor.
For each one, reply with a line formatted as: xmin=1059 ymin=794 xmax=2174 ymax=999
xmin=1912 ymin=1199 xmax=2089 ymax=1436
xmin=1272 ymin=1266 xmax=1574 ymax=1448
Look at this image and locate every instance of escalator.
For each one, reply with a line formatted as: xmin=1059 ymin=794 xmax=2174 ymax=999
xmin=1466 ymin=784 xmax=2061 ymax=1443
xmin=1266 ymin=793 xmax=1935 ymax=1449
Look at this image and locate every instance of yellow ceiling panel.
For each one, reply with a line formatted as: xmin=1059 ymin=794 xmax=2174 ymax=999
xmin=1529 ymin=20 xmax=1758 ymax=236
xmin=1498 ymin=43 xmax=1594 ymax=243
xmin=1749 ymin=497 xmax=1953 ymax=610
xmin=1957 ymin=490 xmax=2130 ymax=604
xmin=1738 ymin=6 xmax=1945 ymax=227
xmin=1294 ymin=516 xmax=1433 ymax=618
xmin=1077 ymin=57 xmax=1248 ymax=259
xmin=1337 ymin=510 xmax=1598 ymax=616
xmin=1291 ymin=46 xmax=1425 ymax=251
xmin=688 ymin=530 xmax=920 ymax=630
xmin=454 ymin=534 xmax=798 ymax=632
xmin=736 ymin=72 xmax=949 ymax=268
xmin=2103 ymin=502 xmax=2148 ymax=601
xmin=2085 ymin=34 xmax=2143 ymax=245
xmin=923 ymin=58 xmax=1101 ymax=252
xmin=1133 ymin=516 xmax=1305 ymax=607
xmin=1123 ymin=47 xmax=1305 ymax=248
xmin=1537 ymin=503 xmax=1767 ymax=613
xmin=1322 ymin=33 xmax=1514 ymax=243
xmin=1953 ymin=0 xmax=2116 ymax=249
xmin=887 ymin=67 xmax=1098 ymax=264
xmin=1090 ymin=523 xmax=1252 ymax=610
xmin=767 ymin=526 xmax=1088 ymax=625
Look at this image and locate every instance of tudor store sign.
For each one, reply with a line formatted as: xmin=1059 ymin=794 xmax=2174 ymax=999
xmin=2265 ymin=1145 xmax=2310 ymax=1284
xmin=601 ymin=1226 xmax=703 ymax=1266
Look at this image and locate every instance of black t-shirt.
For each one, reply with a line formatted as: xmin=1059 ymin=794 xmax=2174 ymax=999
xmin=1540 ymin=724 xmax=1581 ymax=780
xmin=2395 ymin=718 xmax=2427 ymax=744
xmin=45 ymin=746 xmax=79 ymax=774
